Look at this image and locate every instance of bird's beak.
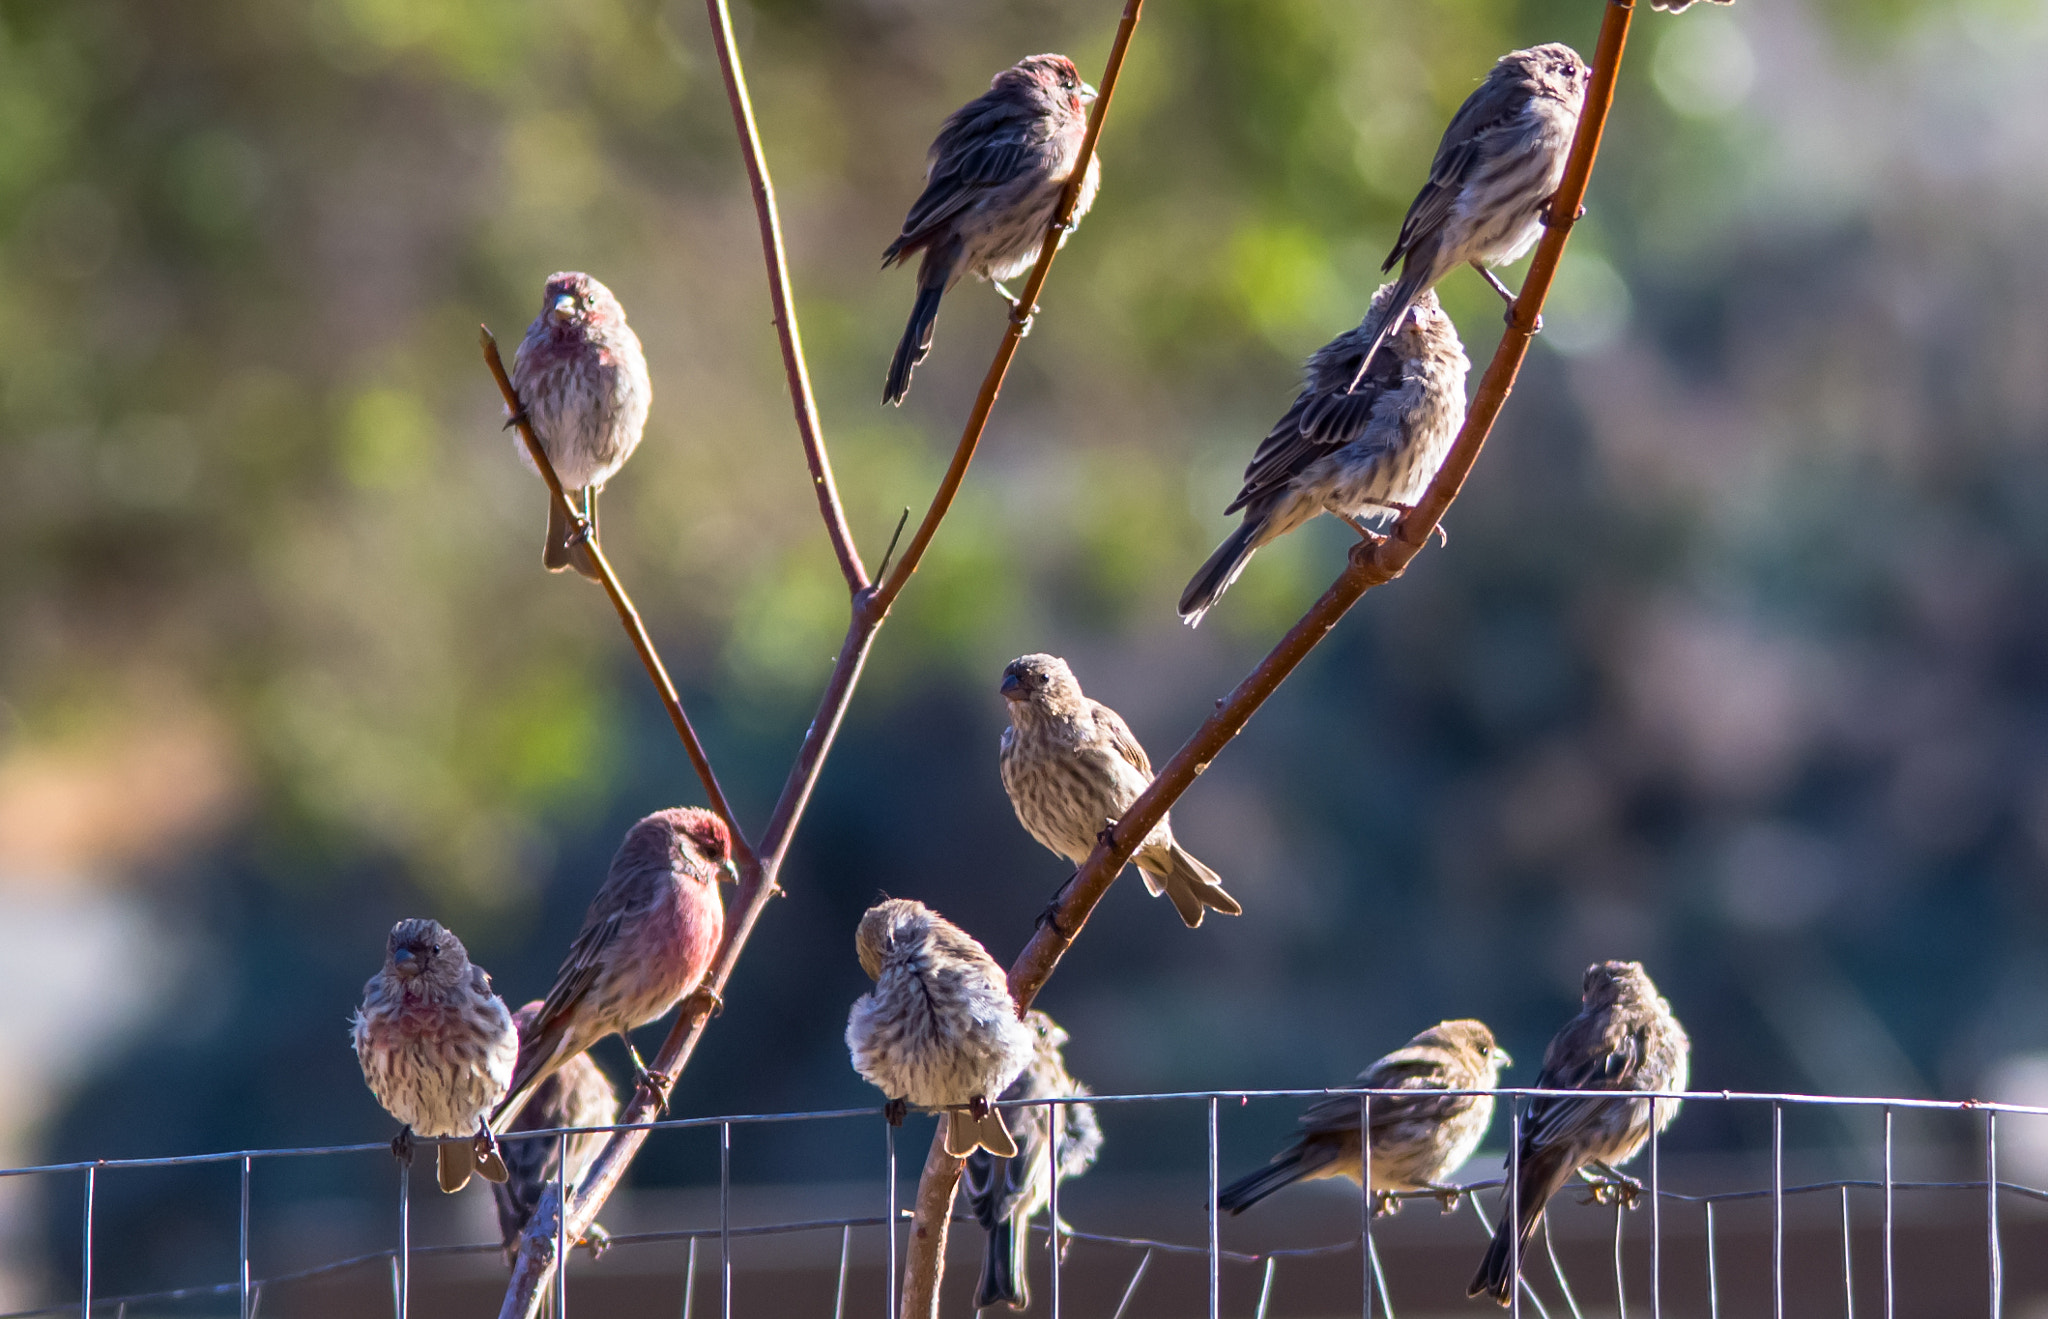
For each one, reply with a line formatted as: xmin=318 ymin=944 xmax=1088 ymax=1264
xmin=999 ymin=672 xmax=1025 ymax=701
xmin=392 ymin=946 xmax=420 ymax=977
xmin=721 ymin=857 xmax=740 ymax=883
xmin=1078 ymin=82 xmax=1099 ymax=105
xmin=548 ymin=294 xmax=576 ymax=322
xmin=1494 ymin=1048 xmax=1514 ymax=1069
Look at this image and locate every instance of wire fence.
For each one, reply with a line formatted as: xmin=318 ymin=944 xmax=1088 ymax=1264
xmin=4 ymin=1088 xmax=2043 ymax=1319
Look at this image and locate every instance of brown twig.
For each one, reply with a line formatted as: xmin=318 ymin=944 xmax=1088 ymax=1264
xmin=705 ymin=0 xmax=867 ymax=592
xmin=897 ymin=2 xmax=1638 ymax=1314
xmin=479 ymin=328 xmax=756 ymax=873
xmin=493 ymin=3 xmax=1139 ymax=1314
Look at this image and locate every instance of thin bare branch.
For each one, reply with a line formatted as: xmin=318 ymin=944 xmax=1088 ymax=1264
xmin=479 ymin=328 xmax=755 ymax=872
xmin=898 ymin=1 xmax=1639 ymax=1313
xmin=704 ymin=0 xmax=867 ymax=592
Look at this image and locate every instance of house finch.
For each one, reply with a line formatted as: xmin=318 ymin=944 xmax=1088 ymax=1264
xmin=508 ymin=271 xmax=651 ymax=581
xmin=1179 ymin=286 xmax=1469 ymax=625
xmin=492 ymin=807 xmax=735 ymax=1129
xmin=1344 ymin=43 xmax=1590 ymax=392
xmin=1219 ymin=1019 xmax=1510 ymax=1217
xmin=998 ymin=654 xmax=1240 ymax=928
xmin=964 ymin=1010 xmax=1103 ymax=1311
xmin=492 ymin=1001 xmax=620 ymax=1258
xmin=1469 ymin=961 xmax=1691 ymax=1305
xmin=881 ymin=53 xmax=1101 ymax=405
xmin=352 ymin=918 xmax=519 ymax=1194
xmin=845 ymin=899 xmax=1035 ymax=1158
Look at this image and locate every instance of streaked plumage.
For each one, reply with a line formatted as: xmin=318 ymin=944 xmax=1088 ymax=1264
xmin=1470 ymin=961 xmax=1690 ymax=1305
xmin=964 ymin=1011 xmax=1103 ymax=1310
xmin=999 ymin=654 xmax=1240 ymax=928
xmin=353 ymin=918 xmax=519 ymax=1193
xmin=1180 ymin=286 xmax=1469 ymax=625
xmin=846 ymin=899 xmax=1035 ymax=1158
xmin=882 ymin=54 xmax=1101 ymax=405
xmin=492 ymin=1001 xmax=620 ymax=1257
xmin=1219 ymin=1019 xmax=1510 ymax=1216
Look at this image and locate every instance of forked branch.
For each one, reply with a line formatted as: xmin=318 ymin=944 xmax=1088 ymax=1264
xmin=897 ymin=1 xmax=1638 ymax=1314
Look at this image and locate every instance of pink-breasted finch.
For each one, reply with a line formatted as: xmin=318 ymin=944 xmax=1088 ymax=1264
xmin=1180 ymin=286 xmax=1469 ymax=625
xmin=999 ymin=653 xmax=1240 ymax=928
xmin=881 ymin=53 xmax=1100 ymax=405
xmin=353 ymin=918 xmax=519 ymax=1193
xmin=492 ymin=808 xmax=735 ymax=1129
xmin=508 ymin=271 xmax=651 ymax=581
xmin=1470 ymin=961 xmax=1691 ymax=1305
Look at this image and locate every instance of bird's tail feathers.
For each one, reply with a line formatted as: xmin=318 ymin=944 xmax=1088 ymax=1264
xmin=1467 ymin=1153 xmax=1565 ymax=1305
xmin=884 ymin=283 xmax=945 ymax=406
xmin=1342 ymin=276 xmax=1423 ymax=395
xmin=947 ymin=1108 xmax=1018 ymax=1159
xmin=1178 ymin=518 xmax=1268 ymax=626
xmin=977 ymin=1213 xmax=1029 ymax=1310
xmin=1216 ymin=1144 xmax=1340 ymax=1215
xmin=439 ymin=1140 xmax=477 ymax=1194
xmin=1149 ymin=845 xmax=1242 ymax=928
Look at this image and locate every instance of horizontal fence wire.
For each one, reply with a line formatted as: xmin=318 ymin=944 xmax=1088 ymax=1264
xmin=4 ymin=1088 xmax=2041 ymax=1318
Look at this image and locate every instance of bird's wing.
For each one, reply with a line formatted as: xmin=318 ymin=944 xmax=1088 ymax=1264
xmin=1227 ymin=336 xmax=1405 ymax=514
xmin=1294 ymin=1055 xmax=1468 ymax=1138
xmin=1520 ymin=1023 xmax=1649 ymax=1156
xmin=888 ymin=103 xmax=1053 ymax=259
xmin=1386 ymin=74 xmax=1528 ymax=266
xmin=507 ymin=909 xmax=629 ymax=1096
xmin=1091 ymin=702 xmax=1153 ymax=779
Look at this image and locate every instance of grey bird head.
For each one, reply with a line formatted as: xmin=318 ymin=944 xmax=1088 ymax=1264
xmin=1581 ymin=959 xmax=1657 ymax=1009
xmin=855 ymin=897 xmax=934 ymax=981
xmin=536 ymin=271 xmax=628 ymax=337
xmin=384 ymin=918 xmax=474 ymax=991
xmin=1499 ymin=42 xmax=1591 ymax=108
xmin=1000 ymin=653 xmax=1086 ymax=715
xmin=994 ymin=53 xmax=1096 ymax=114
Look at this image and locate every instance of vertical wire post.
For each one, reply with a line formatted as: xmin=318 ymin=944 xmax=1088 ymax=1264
xmin=1047 ymin=1100 xmax=1062 ymax=1319
xmin=1840 ymin=1186 xmax=1854 ymax=1319
xmin=720 ymin=1121 xmax=732 ymax=1319
xmin=556 ymin=1132 xmax=570 ymax=1319
xmin=80 ymin=1164 xmax=94 ymax=1319
xmin=1109 ymin=1250 xmax=1154 ymax=1319
xmin=1510 ymin=1102 xmax=1522 ymax=1319
xmin=1881 ymin=1108 xmax=1893 ymax=1319
xmin=832 ymin=1225 xmax=851 ymax=1319
xmin=1650 ymin=1125 xmax=1661 ymax=1319
xmin=396 ymin=1155 xmax=410 ymax=1319
xmin=1772 ymin=1103 xmax=1785 ymax=1319
xmin=885 ymin=1121 xmax=898 ymax=1319
xmin=1613 ymin=1199 xmax=1627 ymax=1319
xmin=1256 ymin=1257 xmax=1277 ymax=1319
xmin=1704 ymin=1202 xmax=1719 ymax=1319
xmin=239 ymin=1155 xmax=252 ymax=1319
xmin=1986 ymin=1109 xmax=2001 ymax=1319
xmin=1361 ymin=1094 xmax=1373 ymax=1319
xmin=680 ymin=1237 xmax=698 ymax=1319
xmin=1207 ymin=1097 xmax=1221 ymax=1319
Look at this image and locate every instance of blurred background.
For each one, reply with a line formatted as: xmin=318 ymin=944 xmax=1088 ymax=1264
xmin=4 ymin=0 xmax=2048 ymax=1311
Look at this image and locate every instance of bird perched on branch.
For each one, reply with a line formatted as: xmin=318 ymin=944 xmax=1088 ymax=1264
xmin=846 ymin=899 xmax=1035 ymax=1158
xmin=1469 ymin=961 xmax=1690 ymax=1306
xmin=881 ymin=53 xmax=1101 ymax=405
xmin=1218 ymin=1019 xmax=1509 ymax=1217
xmin=1179 ymin=285 xmax=1469 ymax=625
xmin=964 ymin=1010 xmax=1103 ymax=1311
xmin=353 ymin=918 xmax=519 ymax=1193
xmin=493 ymin=808 xmax=735 ymax=1130
xmin=509 ymin=271 xmax=651 ymax=581
xmin=1343 ymin=42 xmax=1590 ymax=393
xmin=999 ymin=653 xmax=1240 ymax=928
xmin=491 ymin=1000 xmax=620 ymax=1259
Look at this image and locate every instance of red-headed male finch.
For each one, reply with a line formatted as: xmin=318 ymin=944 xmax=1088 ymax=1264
xmin=492 ymin=807 xmax=736 ymax=1130
xmin=999 ymin=654 xmax=1241 ymax=928
xmin=492 ymin=1001 xmax=621 ymax=1259
xmin=1344 ymin=43 xmax=1590 ymax=392
xmin=1179 ymin=286 xmax=1469 ymax=625
xmin=845 ymin=899 xmax=1036 ymax=1158
xmin=881 ymin=53 xmax=1100 ymax=405
xmin=353 ymin=918 xmax=519 ymax=1193
xmin=1218 ymin=1019 xmax=1510 ymax=1217
xmin=1469 ymin=961 xmax=1691 ymax=1306
xmin=508 ymin=271 xmax=651 ymax=581
xmin=964 ymin=1011 xmax=1104 ymax=1312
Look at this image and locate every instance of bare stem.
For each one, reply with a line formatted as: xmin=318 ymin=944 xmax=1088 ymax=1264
xmin=900 ymin=0 xmax=1639 ymax=1313
xmin=704 ymin=0 xmax=867 ymax=591
xmin=479 ymin=328 xmax=755 ymax=872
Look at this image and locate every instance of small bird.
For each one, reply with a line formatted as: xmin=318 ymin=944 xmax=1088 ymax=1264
xmin=964 ymin=1011 xmax=1104 ymax=1311
xmin=998 ymin=654 xmax=1240 ymax=928
xmin=881 ymin=53 xmax=1101 ymax=405
xmin=845 ymin=899 xmax=1036 ymax=1158
xmin=1179 ymin=286 xmax=1469 ymax=625
xmin=509 ymin=271 xmax=652 ymax=581
xmin=353 ymin=918 xmax=520 ymax=1193
xmin=1345 ymin=43 xmax=1591 ymax=392
xmin=1219 ymin=1019 xmax=1510 ymax=1217
xmin=492 ymin=807 xmax=736 ymax=1130
xmin=1469 ymin=961 xmax=1691 ymax=1306
xmin=492 ymin=1001 xmax=621 ymax=1259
